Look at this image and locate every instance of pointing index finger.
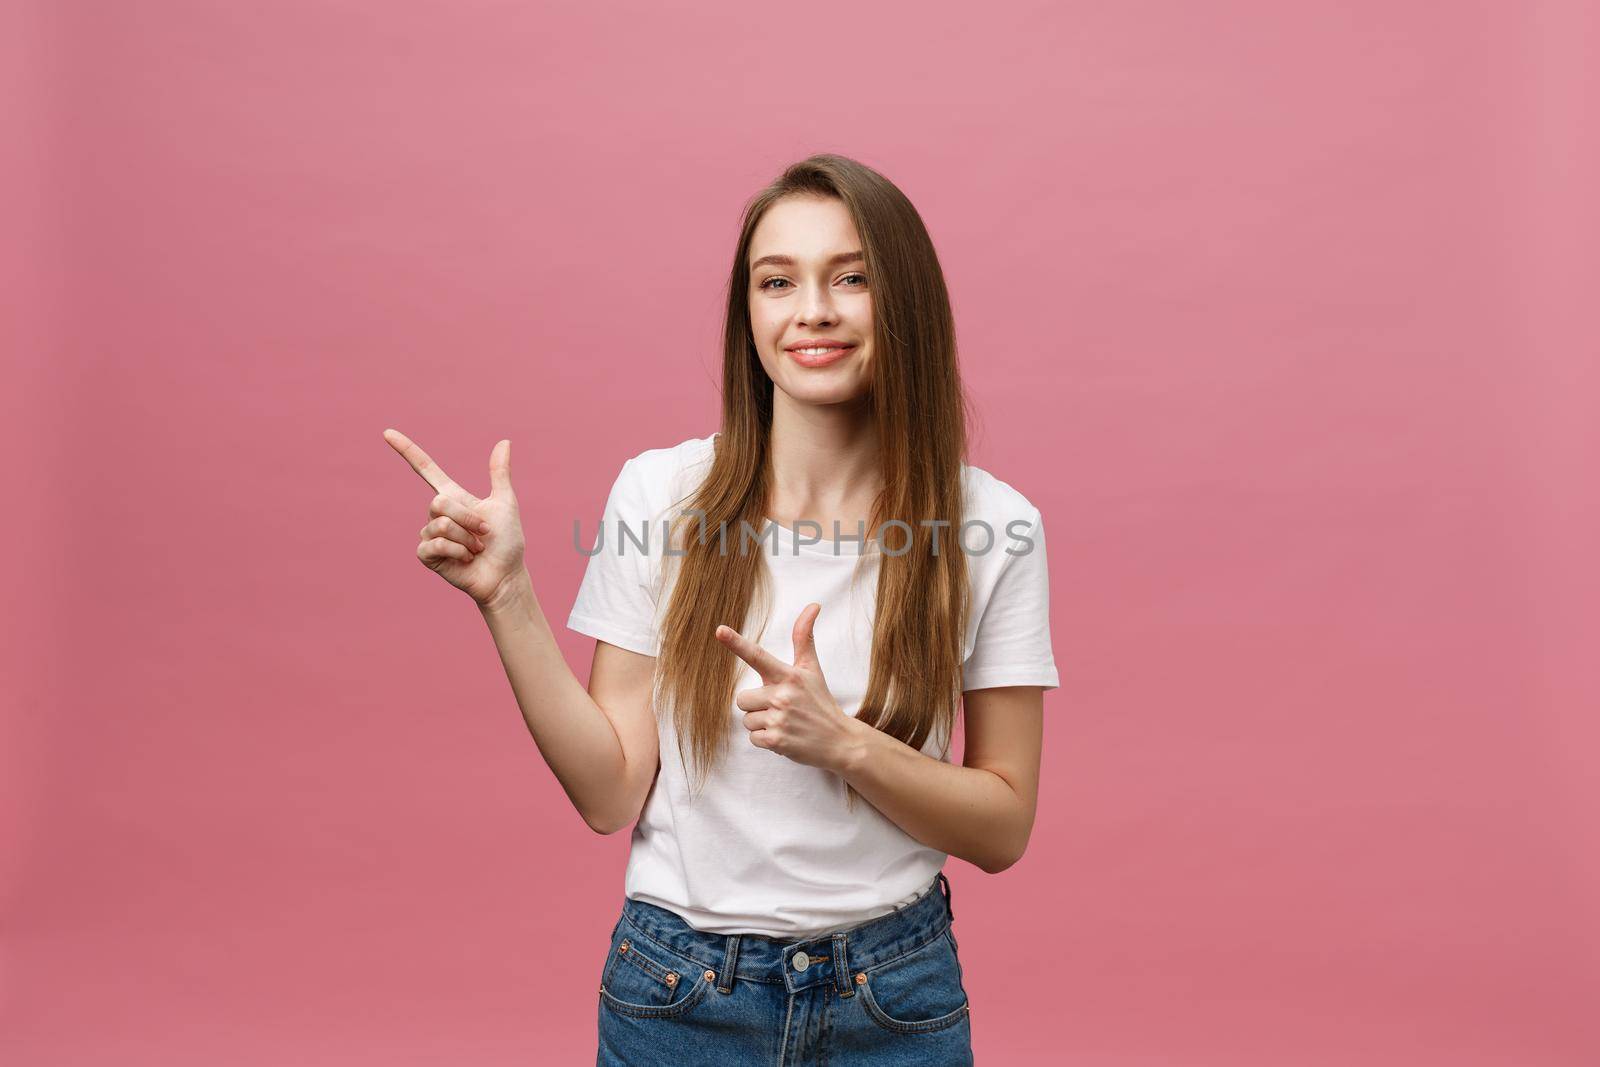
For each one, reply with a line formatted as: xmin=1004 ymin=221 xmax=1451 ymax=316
xmin=715 ymin=625 xmax=790 ymax=682
xmin=383 ymin=428 xmax=478 ymax=502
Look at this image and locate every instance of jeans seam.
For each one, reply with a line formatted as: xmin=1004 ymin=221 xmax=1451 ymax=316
xmin=857 ymin=919 xmax=953 ymax=977
xmin=620 ymin=911 xmax=721 ymax=976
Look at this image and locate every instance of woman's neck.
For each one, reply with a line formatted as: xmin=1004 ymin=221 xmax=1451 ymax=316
xmin=765 ymin=393 xmax=883 ymax=526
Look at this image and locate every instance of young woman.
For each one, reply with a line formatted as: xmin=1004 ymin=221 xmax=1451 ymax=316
xmin=383 ymin=154 xmax=1058 ymax=1065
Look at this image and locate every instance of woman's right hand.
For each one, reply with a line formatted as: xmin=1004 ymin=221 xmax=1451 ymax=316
xmin=382 ymin=428 xmax=528 ymax=608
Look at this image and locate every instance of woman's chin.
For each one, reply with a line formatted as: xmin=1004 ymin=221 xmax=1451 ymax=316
xmin=779 ymin=378 xmax=870 ymax=407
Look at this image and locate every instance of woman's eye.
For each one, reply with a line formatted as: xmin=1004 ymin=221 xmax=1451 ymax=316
xmin=758 ymin=274 xmax=867 ymax=291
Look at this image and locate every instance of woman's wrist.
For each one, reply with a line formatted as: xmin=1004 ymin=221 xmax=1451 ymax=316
xmin=477 ymin=568 xmax=536 ymax=619
xmin=833 ymin=716 xmax=880 ymax=778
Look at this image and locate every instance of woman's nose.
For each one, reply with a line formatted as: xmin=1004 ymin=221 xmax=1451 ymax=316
xmin=798 ymin=292 xmax=838 ymax=327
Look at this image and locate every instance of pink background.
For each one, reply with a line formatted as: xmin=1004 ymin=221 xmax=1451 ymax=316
xmin=5 ymin=1 xmax=1598 ymax=1063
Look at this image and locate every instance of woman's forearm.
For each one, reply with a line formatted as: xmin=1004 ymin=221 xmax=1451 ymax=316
xmin=835 ymin=719 xmax=1028 ymax=874
xmin=477 ymin=569 xmax=627 ymax=832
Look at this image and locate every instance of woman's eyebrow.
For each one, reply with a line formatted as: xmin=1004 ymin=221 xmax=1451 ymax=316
xmin=749 ymin=250 xmax=865 ymax=271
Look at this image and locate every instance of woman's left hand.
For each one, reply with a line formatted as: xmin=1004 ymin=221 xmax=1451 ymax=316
xmin=716 ymin=603 xmax=861 ymax=773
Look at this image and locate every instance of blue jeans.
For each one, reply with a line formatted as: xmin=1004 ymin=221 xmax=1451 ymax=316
xmin=596 ymin=871 xmax=973 ymax=1065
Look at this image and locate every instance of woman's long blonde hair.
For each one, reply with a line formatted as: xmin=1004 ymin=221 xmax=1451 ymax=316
xmin=655 ymin=153 xmax=974 ymax=811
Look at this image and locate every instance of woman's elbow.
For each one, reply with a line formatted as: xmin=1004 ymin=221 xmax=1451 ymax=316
xmin=978 ymin=822 xmax=1031 ymax=874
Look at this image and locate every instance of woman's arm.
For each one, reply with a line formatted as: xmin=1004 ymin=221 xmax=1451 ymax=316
xmin=479 ymin=569 xmax=660 ymax=836
xmin=381 ymin=430 xmax=658 ymax=835
xmin=835 ymin=685 xmax=1044 ymax=874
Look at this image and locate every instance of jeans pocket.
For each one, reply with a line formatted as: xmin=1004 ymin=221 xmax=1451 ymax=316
xmin=858 ymin=927 xmax=971 ymax=1034
xmin=599 ymin=922 xmax=712 ymax=1020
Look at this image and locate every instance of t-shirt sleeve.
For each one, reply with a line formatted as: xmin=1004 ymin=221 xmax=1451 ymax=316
xmin=565 ymin=457 xmax=661 ymax=656
xmin=961 ymin=506 xmax=1061 ymax=693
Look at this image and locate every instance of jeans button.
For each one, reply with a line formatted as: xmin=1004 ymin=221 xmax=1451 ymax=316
xmin=792 ymin=951 xmax=810 ymax=972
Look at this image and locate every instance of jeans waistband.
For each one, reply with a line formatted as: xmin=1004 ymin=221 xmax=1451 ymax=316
xmin=617 ymin=870 xmax=956 ymax=997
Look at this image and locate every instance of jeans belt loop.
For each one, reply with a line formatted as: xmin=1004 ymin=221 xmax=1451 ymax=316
xmin=937 ymin=870 xmax=955 ymax=924
xmin=831 ymin=932 xmax=854 ymax=998
xmin=717 ymin=934 xmax=741 ymax=994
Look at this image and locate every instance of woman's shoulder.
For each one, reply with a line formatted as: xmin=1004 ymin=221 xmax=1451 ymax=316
xmin=960 ymin=461 xmax=1044 ymax=533
xmin=622 ymin=433 xmax=716 ymax=475
xmin=612 ymin=433 xmax=718 ymax=518
xmin=959 ymin=462 xmax=1052 ymax=593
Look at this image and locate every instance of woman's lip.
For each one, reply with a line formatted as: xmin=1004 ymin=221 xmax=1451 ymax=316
xmin=786 ymin=344 xmax=856 ymax=367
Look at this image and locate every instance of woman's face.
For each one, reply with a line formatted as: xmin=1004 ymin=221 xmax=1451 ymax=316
xmin=746 ymin=195 xmax=874 ymax=407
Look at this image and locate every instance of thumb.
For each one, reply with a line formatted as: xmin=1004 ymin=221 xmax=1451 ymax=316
xmin=488 ymin=439 xmax=513 ymax=497
xmin=792 ymin=602 xmax=821 ymax=669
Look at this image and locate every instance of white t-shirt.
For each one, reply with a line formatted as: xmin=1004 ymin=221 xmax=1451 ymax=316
xmin=566 ymin=433 xmax=1059 ymax=937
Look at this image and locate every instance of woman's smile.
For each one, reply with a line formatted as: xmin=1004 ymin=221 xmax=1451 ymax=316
xmin=786 ymin=344 xmax=857 ymax=367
